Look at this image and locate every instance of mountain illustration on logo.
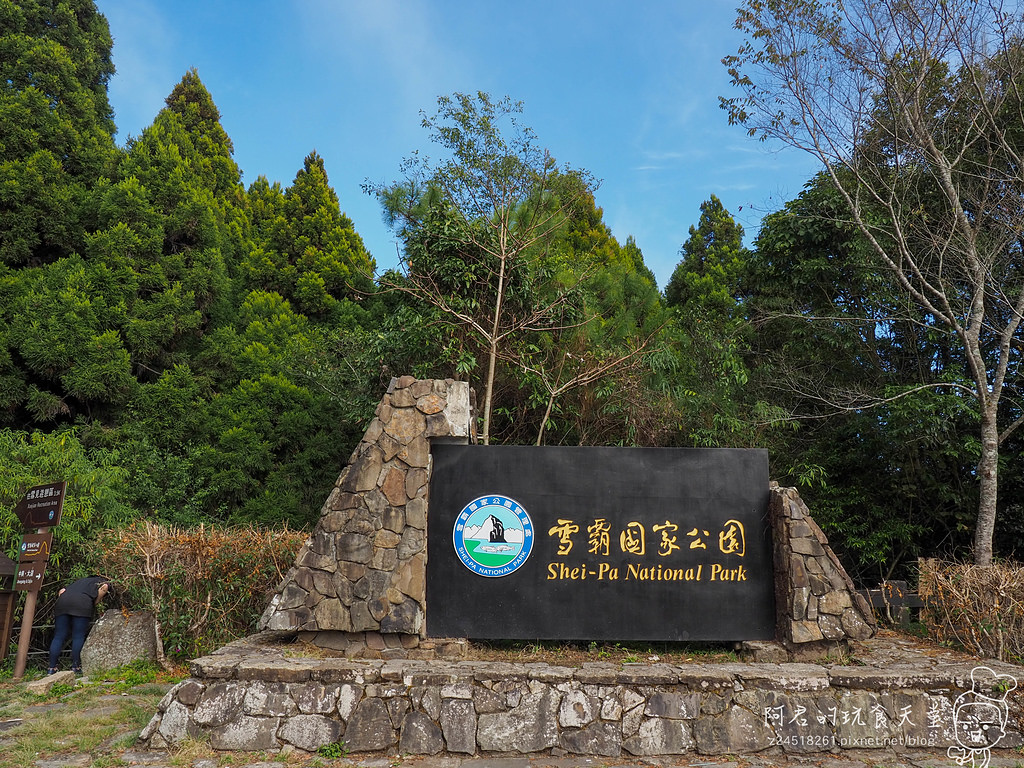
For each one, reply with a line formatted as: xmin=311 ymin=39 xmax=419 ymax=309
xmin=453 ymin=495 xmax=534 ymax=577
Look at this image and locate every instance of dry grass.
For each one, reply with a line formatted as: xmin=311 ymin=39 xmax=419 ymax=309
xmin=918 ymin=557 xmax=1024 ymax=662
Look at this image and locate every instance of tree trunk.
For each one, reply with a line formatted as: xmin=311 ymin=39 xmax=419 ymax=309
xmin=481 ymin=338 xmax=498 ymax=445
xmin=974 ymin=407 xmax=999 ymax=567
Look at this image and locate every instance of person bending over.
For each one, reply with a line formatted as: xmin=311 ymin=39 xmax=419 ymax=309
xmin=47 ymin=575 xmax=110 ymax=675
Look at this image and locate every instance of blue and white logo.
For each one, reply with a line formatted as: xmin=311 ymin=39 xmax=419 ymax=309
xmin=453 ymin=494 xmax=534 ymax=577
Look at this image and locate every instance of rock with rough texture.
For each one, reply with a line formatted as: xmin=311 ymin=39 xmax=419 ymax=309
xmin=439 ymin=698 xmax=476 ymax=754
xmin=278 ymin=714 xmax=342 ymax=752
xmin=400 ymin=711 xmax=444 ymax=754
xmin=343 ymin=698 xmax=396 ymax=751
xmin=80 ymin=609 xmax=157 ymax=675
xmin=25 ymin=670 xmax=75 ymax=695
xmin=692 ymin=705 xmax=774 ymax=755
xmin=477 ymin=688 xmax=560 ymax=753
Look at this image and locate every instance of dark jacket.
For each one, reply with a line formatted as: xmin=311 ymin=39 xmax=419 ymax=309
xmin=53 ymin=576 xmax=107 ymax=618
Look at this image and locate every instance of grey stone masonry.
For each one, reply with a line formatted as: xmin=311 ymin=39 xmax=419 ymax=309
xmin=258 ymin=377 xmax=473 ymax=639
xmin=769 ymin=483 xmax=876 ymax=653
xmin=139 ymin=634 xmax=1024 ymax=757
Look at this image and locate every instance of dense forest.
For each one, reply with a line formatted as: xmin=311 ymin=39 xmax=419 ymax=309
xmin=1 ymin=0 xmax=1021 ymax=589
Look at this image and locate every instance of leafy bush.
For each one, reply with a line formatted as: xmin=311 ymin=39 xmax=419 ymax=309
xmin=95 ymin=522 xmax=305 ymax=660
xmin=919 ymin=557 xmax=1024 ymax=662
xmin=0 ymin=428 xmax=135 ymax=583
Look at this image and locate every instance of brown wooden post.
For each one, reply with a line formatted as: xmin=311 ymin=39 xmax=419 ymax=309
xmin=12 ymin=588 xmax=37 ymax=680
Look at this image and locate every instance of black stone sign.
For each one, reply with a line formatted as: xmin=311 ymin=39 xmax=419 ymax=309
xmin=426 ymin=445 xmax=774 ymax=641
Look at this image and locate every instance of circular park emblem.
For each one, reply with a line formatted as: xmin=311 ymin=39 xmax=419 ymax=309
xmin=453 ymin=494 xmax=534 ymax=577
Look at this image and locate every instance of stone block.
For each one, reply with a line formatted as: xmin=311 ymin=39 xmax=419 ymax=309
xmin=291 ymin=684 xmax=339 ymax=714
xmin=381 ymin=467 xmax=409 ymax=506
xmin=380 ymin=598 xmax=422 ymax=634
xmin=336 ymin=683 xmax=364 ymax=720
xmin=840 ymin=607 xmax=874 ymax=640
xmin=312 ymin=570 xmax=335 ymax=598
xmin=790 ymin=555 xmax=809 ymax=588
xmin=791 ymin=538 xmax=826 ymax=556
xmin=443 ymin=381 xmax=472 ymax=437
xmin=378 ymin=431 xmax=403 ymax=461
xmin=344 ymin=445 xmax=384 ymax=493
xmin=313 ymin=599 xmax=352 ymax=632
xmin=25 ymin=670 xmax=75 ymax=695
xmin=692 ymin=704 xmax=774 ymax=755
xmin=243 ymin=681 xmax=297 ymax=717
xmin=81 ymin=609 xmax=158 ymax=675
xmin=819 ymin=590 xmax=852 ymax=615
xmin=440 ymin=698 xmax=477 ymax=753
xmin=384 ymin=408 xmax=426 ymax=442
xmin=209 ymin=715 xmax=280 ymax=751
xmin=382 ymin=505 xmax=405 ymax=533
xmin=790 ymin=620 xmax=825 ymax=644
xmin=645 ymin=692 xmax=700 ymax=719
xmin=400 ymin=711 xmax=444 ymax=754
xmin=623 ymin=717 xmax=694 ymax=755
xmin=156 ymin=699 xmax=197 ymax=744
xmin=296 ymin=547 xmax=337 ymax=572
xmin=819 ymin=613 xmax=846 ymax=640
xmin=406 ymin=497 xmax=427 ymax=529
xmin=279 ymin=714 xmax=342 ymax=752
xmin=559 ymin=690 xmax=599 ymax=728
xmin=386 ymin=696 xmax=410 ymax=727
xmin=398 ymin=527 xmax=426 ymax=559
xmin=193 ymin=681 xmax=246 ymax=726
xmin=371 ymin=546 xmax=398 ymax=572
xmin=415 ymin=394 xmax=445 ymax=414
xmin=406 ymin=467 xmax=429 ymax=499
xmin=345 ymin=697 xmax=397 ymax=752
xmin=398 ymin=435 xmax=430 ymax=468
xmin=350 ymin=601 xmax=378 ymax=632
xmin=561 ymin=722 xmax=622 ymax=756
xmin=337 ymin=533 xmax=372 ymax=564
xmin=410 ymin=380 xmax=433 ymax=398
xmin=477 ymin=687 xmax=560 ymax=753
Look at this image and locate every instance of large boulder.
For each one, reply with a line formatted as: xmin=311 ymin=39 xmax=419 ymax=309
xmin=81 ymin=609 xmax=158 ymax=674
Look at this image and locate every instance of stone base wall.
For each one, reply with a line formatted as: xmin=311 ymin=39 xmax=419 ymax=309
xmin=141 ymin=640 xmax=1023 ymax=757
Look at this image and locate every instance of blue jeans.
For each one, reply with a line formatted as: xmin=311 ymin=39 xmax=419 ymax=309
xmin=48 ymin=613 xmax=91 ymax=670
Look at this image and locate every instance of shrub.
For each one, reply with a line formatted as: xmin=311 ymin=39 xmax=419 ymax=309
xmin=918 ymin=557 xmax=1024 ymax=662
xmin=95 ymin=521 xmax=305 ymax=660
xmin=0 ymin=428 xmax=136 ymax=581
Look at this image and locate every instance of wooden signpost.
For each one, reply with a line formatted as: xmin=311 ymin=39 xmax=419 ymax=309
xmin=10 ymin=481 xmax=65 ymax=680
xmin=0 ymin=553 xmax=16 ymax=663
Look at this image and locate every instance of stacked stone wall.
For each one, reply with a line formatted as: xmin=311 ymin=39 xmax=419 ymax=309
xmin=140 ymin=641 xmax=1023 ymax=757
xmin=259 ymin=377 xmax=472 ymax=640
xmin=770 ymin=484 xmax=876 ymax=653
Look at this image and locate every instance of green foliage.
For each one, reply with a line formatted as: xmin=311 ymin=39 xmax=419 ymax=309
xmin=0 ymin=0 xmax=116 ymax=265
xmin=0 ymin=428 xmax=134 ymax=582
xmin=317 ymin=740 xmax=349 ymax=758
xmin=244 ymin=153 xmax=375 ymax=317
xmin=746 ymin=176 xmax=982 ymax=580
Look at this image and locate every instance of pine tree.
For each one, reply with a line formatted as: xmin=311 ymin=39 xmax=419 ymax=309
xmin=245 ymin=152 xmax=374 ymax=317
xmin=0 ymin=0 xmax=116 ymax=266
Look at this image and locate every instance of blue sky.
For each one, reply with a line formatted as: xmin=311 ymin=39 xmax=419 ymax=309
xmin=100 ymin=0 xmax=822 ymax=290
